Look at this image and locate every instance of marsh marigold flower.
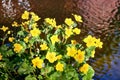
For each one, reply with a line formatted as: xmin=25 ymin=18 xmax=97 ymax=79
xmin=40 ymin=43 xmax=48 ymax=50
xmin=12 ymin=21 xmax=19 ymax=27
xmin=24 ymin=37 xmax=29 ymax=43
xmin=67 ymin=46 xmax=77 ymax=57
xmin=83 ymin=35 xmax=96 ymax=47
xmin=32 ymin=57 xmax=43 ymax=69
xmin=71 ymin=40 xmax=77 ymax=45
xmin=46 ymin=52 xmax=57 ymax=63
xmin=56 ymin=55 xmax=62 ymax=60
xmin=14 ymin=43 xmax=23 ymax=53
xmin=56 ymin=62 xmax=64 ymax=72
xmin=72 ymin=14 xmax=83 ymax=22
xmin=50 ymin=35 xmax=59 ymax=45
xmin=8 ymin=37 xmax=14 ymax=42
xmin=31 ymin=12 xmax=40 ymax=21
xmin=0 ymin=26 xmax=8 ymax=32
xmin=65 ymin=18 xmax=74 ymax=26
xmin=45 ymin=18 xmax=56 ymax=27
xmin=21 ymin=11 xmax=29 ymax=20
xmin=94 ymin=38 xmax=103 ymax=48
xmin=74 ymin=50 xmax=85 ymax=63
xmin=73 ymin=28 xmax=81 ymax=34
xmin=30 ymin=28 xmax=41 ymax=37
xmin=65 ymin=28 xmax=73 ymax=39
xmin=79 ymin=63 xmax=89 ymax=74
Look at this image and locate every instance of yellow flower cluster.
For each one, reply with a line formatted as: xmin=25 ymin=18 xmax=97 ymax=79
xmin=30 ymin=12 xmax=40 ymax=21
xmin=45 ymin=18 xmax=56 ymax=27
xmin=79 ymin=63 xmax=89 ymax=74
xmin=21 ymin=11 xmax=29 ymax=20
xmin=65 ymin=27 xmax=81 ymax=39
xmin=72 ymin=14 xmax=83 ymax=22
xmin=13 ymin=43 xmax=23 ymax=53
xmin=46 ymin=52 xmax=57 ymax=63
xmin=83 ymin=35 xmax=103 ymax=48
xmin=65 ymin=18 xmax=74 ymax=26
xmin=55 ymin=62 xmax=64 ymax=72
xmin=24 ymin=36 xmax=29 ymax=43
xmin=32 ymin=57 xmax=43 ymax=69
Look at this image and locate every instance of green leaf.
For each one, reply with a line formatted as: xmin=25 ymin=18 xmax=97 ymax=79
xmin=82 ymin=66 xmax=95 ymax=80
xmin=25 ymin=75 xmax=37 ymax=80
xmin=38 ymin=75 xmax=43 ymax=80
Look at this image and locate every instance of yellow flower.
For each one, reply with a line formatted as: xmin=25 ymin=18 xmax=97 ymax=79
xmin=79 ymin=63 xmax=89 ymax=74
xmin=32 ymin=57 xmax=43 ymax=69
xmin=56 ymin=55 xmax=62 ymax=60
xmin=56 ymin=25 xmax=62 ymax=29
xmin=0 ymin=54 xmax=2 ymax=60
xmin=12 ymin=21 xmax=19 ymax=27
xmin=91 ymin=50 xmax=95 ymax=58
xmin=31 ymin=12 xmax=40 ymax=21
xmin=8 ymin=37 xmax=14 ymax=42
xmin=32 ymin=23 xmax=38 ymax=28
xmin=71 ymin=40 xmax=77 ymax=45
xmin=50 ymin=35 xmax=59 ymax=45
xmin=46 ymin=52 xmax=57 ymax=63
xmin=65 ymin=18 xmax=74 ymax=26
xmin=83 ymin=35 xmax=96 ymax=47
xmin=30 ymin=28 xmax=41 ymax=37
xmin=74 ymin=50 xmax=85 ymax=63
xmin=73 ymin=28 xmax=81 ymax=34
xmin=45 ymin=18 xmax=56 ymax=27
xmin=94 ymin=38 xmax=103 ymax=48
xmin=14 ymin=43 xmax=23 ymax=53
xmin=24 ymin=37 xmax=29 ymax=43
xmin=0 ymin=26 xmax=8 ymax=32
xmin=67 ymin=46 xmax=77 ymax=57
xmin=65 ymin=28 xmax=73 ymax=39
xmin=56 ymin=62 xmax=64 ymax=72
xmin=72 ymin=14 xmax=83 ymax=22
xmin=21 ymin=11 xmax=29 ymax=20
xmin=40 ymin=43 xmax=48 ymax=50
xmin=7 ymin=31 xmax=11 ymax=34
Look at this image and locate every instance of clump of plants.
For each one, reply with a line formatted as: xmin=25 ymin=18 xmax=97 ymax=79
xmin=0 ymin=11 xmax=103 ymax=80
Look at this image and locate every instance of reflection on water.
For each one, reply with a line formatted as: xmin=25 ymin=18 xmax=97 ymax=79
xmin=90 ymin=29 xmax=120 ymax=80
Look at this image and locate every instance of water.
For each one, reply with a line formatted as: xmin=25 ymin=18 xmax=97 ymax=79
xmin=90 ymin=29 xmax=120 ymax=80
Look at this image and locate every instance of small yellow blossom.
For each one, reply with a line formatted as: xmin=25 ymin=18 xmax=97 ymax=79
xmin=65 ymin=28 xmax=73 ymax=39
xmin=91 ymin=50 xmax=95 ymax=58
xmin=94 ymin=38 xmax=103 ymax=48
xmin=67 ymin=46 xmax=77 ymax=57
xmin=45 ymin=18 xmax=56 ymax=27
xmin=46 ymin=52 xmax=57 ymax=63
xmin=14 ymin=43 xmax=23 ymax=53
xmin=8 ymin=37 xmax=14 ymax=42
xmin=56 ymin=62 xmax=64 ymax=72
xmin=56 ymin=25 xmax=62 ymax=29
xmin=0 ymin=54 xmax=2 ymax=60
xmin=65 ymin=18 xmax=74 ymax=26
xmin=79 ymin=63 xmax=89 ymax=74
xmin=73 ymin=28 xmax=81 ymax=34
xmin=74 ymin=50 xmax=85 ymax=63
xmin=0 ymin=26 xmax=8 ymax=32
xmin=21 ymin=11 xmax=29 ymax=20
xmin=12 ymin=21 xmax=19 ymax=27
xmin=50 ymin=35 xmax=59 ymax=45
xmin=83 ymin=35 xmax=96 ymax=47
xmin=56 ymin=55 xmax=62 ymax=60
xmin=31 ymin=12 xmax=40 ymax=21
xmin=32 ymin=23 xmax=38 ymax=28
xmin=40 ymin=43 xmax=48 ymax=50
xmin=71 ymin=40 xmax=77 ymax=45
xmin=7 ymin=31 xmax=11 ymax=34
xmin=30 ymin=28 xmax=41 ymax=37
xmin=32 ymin=57 xmax=43 ymax=69
xmin=72 ymin=14 xmax=83 ymax=22
xmin=24 ymin=37 xmax=29 ymax=43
